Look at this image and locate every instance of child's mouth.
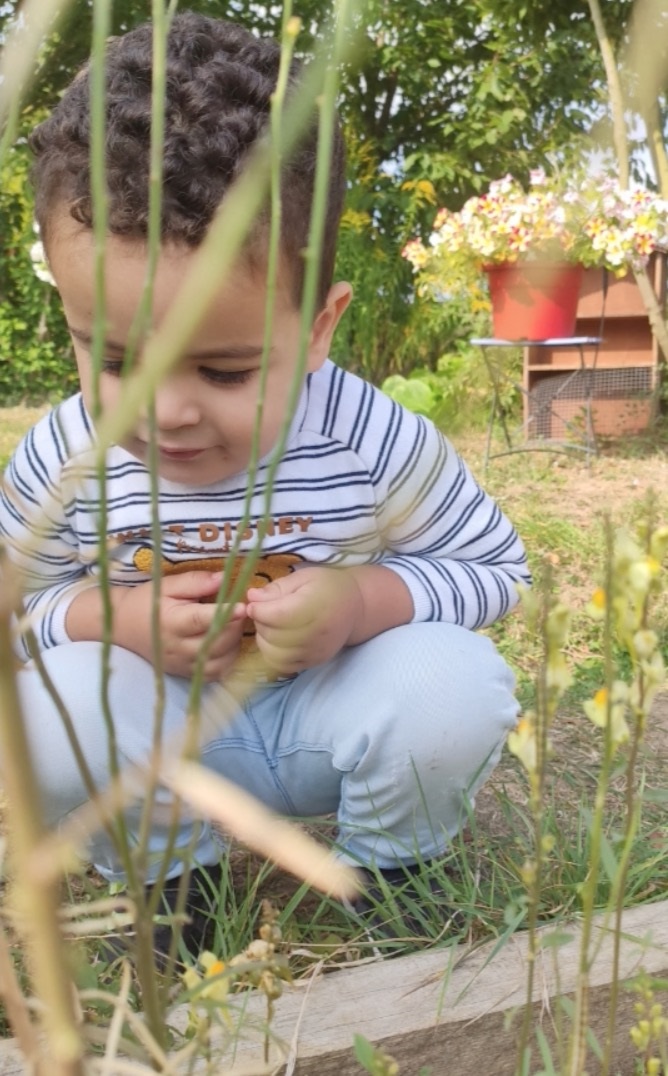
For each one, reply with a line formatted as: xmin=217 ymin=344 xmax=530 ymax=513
xmin=158 ymin=447 xmax=205 ymax=461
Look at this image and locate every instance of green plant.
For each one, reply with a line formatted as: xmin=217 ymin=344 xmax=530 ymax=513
xmin=354 ymin=1034 xmax=400 ymax=1075
xmin=403 ymin=169 xmax=668 ymax=302
xmin=505 ymin=517 xmax=668 ymax=1075
xmin=381 ymin=344 xmax=521 ymax=430
xmin=0 ymin=146 xmax=74 ymax=404
xmin=0 ymin=2 xmax=363 ymax=1072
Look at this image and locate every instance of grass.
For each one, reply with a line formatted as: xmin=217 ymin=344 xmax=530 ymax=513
xmin=472 ymin=423 xmax=668 ymax=694
xmin=2 ymin=404 xmax=668 ymax=1068
xmin=0 ymin=404 xmax=49 ymax=470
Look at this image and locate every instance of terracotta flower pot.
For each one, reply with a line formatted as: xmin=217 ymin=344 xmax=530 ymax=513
xmin=484 ymin=262 xmax=584 ymax=340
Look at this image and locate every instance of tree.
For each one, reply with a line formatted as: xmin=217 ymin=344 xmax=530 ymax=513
xmin=1 ymin=0 xmax=663 ymax=390
xmin=2 ymin=1 xmax=623 ymax=189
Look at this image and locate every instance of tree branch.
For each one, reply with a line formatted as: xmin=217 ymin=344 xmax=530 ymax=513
xmin=644 ymin=98 xmax=668 ymax=196
xmin=633 ymin=264 xmax=668 ymax=363
xmin=586 ymin=0 xmax=630 ymax=186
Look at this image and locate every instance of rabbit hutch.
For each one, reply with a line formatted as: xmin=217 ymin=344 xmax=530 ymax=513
xmin=523 ymin=252 xmax=667 ymax=441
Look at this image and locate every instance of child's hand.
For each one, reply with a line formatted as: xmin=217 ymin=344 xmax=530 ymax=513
xmin=68 ymin=573 xmax=246 ymax=681
xmin=246 ymin=566 xmax=364 ymax=675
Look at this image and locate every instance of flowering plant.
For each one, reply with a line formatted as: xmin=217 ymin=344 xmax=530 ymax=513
xmin=402 ymin=169 xmax=668 ymax=295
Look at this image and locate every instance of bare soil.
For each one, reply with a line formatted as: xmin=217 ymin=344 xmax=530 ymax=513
xmin=475 ymin=691 xmax=668 ymax=847
xmin=454 ymin=429 xmax=668 ymax=530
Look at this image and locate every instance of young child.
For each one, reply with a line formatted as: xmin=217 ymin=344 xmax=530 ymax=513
xmin=0 ymin=12 xmax=530 ymax=954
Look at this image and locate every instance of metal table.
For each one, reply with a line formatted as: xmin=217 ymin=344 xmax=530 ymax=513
xmin=471 ymin=336 xmax=603 ymax=468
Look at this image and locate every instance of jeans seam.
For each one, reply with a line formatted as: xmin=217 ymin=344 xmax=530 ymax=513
xmin=242 ymin=701 xmax=298 ymax=814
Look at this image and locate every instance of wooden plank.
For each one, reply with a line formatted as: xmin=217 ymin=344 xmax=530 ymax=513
xmin=577 ymin=254 xmax=667 ymax=320
xmin=0 ymin=900 xmax=666 ymax=1074
xmin=527 ymin=326 xmax=656 ymax=368
xmin=212 ymin=900 xmax=668 ymax=1075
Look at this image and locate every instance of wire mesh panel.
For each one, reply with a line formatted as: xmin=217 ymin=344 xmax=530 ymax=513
xmin=528 ymin=366 xmax=656 ymax=439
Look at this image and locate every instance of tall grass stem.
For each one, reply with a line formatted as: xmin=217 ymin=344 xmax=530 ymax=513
xmin=0 ymin=558 xmax=84 ymax=1072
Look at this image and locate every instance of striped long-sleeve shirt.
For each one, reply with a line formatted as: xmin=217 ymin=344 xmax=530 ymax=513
xmin=0 ymin=359 xmax=531 ymax=659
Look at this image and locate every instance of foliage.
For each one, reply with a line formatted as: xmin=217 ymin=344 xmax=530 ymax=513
xmin=0 ymin=144 xmax=74 ymax=404
xmin=328 ymin=133 xmax=434 ymax=383
xmin=0 ymin=0 xmax=645 ymax=396
xmin=330 ymin=141 xmax=493 ymax=387
xmin=353 ymin=1034 xmax=399 ymax=1076
xmin=381 ymin=344 xmax=518 ymax=434
xmin=2 ymin=2 xmax=668 ymax=1073
xmin=506 ymin=519 xmax=668 ymax=1073
xmin=3 ymin=403 xmax=668 ymax=1072
xmin=6 ymin=0 xmax=612 ymax=187
xmin=403 ymin=169 xmax=668 ymax=304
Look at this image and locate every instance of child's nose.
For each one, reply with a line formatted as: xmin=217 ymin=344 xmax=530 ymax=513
xmin=151 ymin=376 xmax=200 ymax=429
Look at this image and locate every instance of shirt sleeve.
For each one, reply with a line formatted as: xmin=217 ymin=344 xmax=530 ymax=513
xmin=0 ymin=413 xmax=95 ymax=659
xmin=374 ymin=409 xmax=531 ymax=629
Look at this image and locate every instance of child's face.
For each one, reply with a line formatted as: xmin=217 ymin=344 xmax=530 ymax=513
xmin=47 ymin=211 xmax=351 ymax=486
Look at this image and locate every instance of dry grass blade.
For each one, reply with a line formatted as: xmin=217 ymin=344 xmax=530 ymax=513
xmin=0 ymin=561 xmax=85 ymax=1072
xmin=88 ymin=1061 xmax=175 ymax=1076
xmin=101 ymin=960 xmax=133 ymax=1076
xmin=161 ymin=760 xmax=359 ymax=900
xmin=0 ymin=921 xmax=41 ymax=1065
xmin=0 ymin=0 xmax=72 ymax=131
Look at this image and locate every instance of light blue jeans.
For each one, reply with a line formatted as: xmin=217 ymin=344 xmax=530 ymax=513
xmin=13 ymin=623 xmax=518 ymax=882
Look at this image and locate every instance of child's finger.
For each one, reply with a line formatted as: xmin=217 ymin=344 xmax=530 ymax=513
xmin=172 ymin=600 xmax=244 ymax=638
xmin=253 ymin=618 xmax=314 ymax=650
xmin=246 ymin=574 xmax=302 ymax=603
xmin=161 ymin=570 xmax=224 ymax=600
xmin=247 ymin=591 xmax=309 ymax=628
xmin=221 ymin=602 xmax=247 ymax=621
xmin=253 ymin=634 xmax=305 ymax=675
xmin=203 ymin=616 xmax=245 ymax=658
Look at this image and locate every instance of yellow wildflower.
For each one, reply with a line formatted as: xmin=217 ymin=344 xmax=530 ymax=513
xmin=586 ymin=587 xmax=606 ymax=619
xmin=632 ymin=630 xmax=658 ymax=660
xmin=507 ymin=715 xmax=538 ymax=774
xmin=628 ymin=556 xmax=659 ymax=595
xmin=546 ymin=654 xmax=573 ymax=694
xmin=583 ymin=683 xmax=630 ymax=747
xmin=183 ymin=950 xmax=230 ymax=1004
xmin=650 ymin=525 xmax=668 ymax=563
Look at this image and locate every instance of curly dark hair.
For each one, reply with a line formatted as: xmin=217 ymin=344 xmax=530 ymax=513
xmin=29 ymin=12 xmax=346 ymax=308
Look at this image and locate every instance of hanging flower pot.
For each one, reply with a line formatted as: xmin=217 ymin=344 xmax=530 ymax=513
xmin=483 ymin=262 xmax=584 ymax=340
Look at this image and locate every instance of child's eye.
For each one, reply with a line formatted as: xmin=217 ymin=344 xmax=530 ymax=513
xmin=101 ymin=358 xmax=124 ymax=377
xmin=199 ymin=367 xmax=255 ymax=386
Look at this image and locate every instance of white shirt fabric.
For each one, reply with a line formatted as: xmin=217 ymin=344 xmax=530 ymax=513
xmin=0 ymin=359 xmax=531 ymax=659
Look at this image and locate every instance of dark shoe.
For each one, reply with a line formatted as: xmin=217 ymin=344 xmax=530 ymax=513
xmin=149 ymin=863 xmax=223 ymax=966
xmin=346 ymin=861 xmax=462 ymax=948
xmin=101 ymin=863 xmax=223 ymax=970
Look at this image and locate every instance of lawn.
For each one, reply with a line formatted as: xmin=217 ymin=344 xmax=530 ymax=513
xmin=0 ymin=405 xmax=49 ymax=471
xmin=1 ymin=404 xmax=667 ymax=1069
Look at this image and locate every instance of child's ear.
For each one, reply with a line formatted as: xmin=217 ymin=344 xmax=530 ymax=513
xmin=307 ymin=281 xmax=353 ymax=371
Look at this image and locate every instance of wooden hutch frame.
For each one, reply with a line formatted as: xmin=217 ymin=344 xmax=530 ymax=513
xmin=523 ymin=252 xmax=667 ymax=439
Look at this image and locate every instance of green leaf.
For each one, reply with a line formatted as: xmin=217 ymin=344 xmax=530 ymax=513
xmin=353 ymin=1034 xmax=378 ymax=1070
xmin=539 ymin=930 xmax=575 ymax=949
xmin=535 ymin=1025 xmax=558 ymax=1074
xmin=381 ymin=374 xmax=435 ymax=415
xmin=599 ymin=831 xmax=620 ymax=886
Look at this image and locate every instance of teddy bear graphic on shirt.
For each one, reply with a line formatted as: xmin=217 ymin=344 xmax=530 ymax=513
xmin=132 ymin=545 xmax=302 ymax=651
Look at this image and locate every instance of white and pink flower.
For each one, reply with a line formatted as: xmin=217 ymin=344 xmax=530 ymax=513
xmin=402 ymin=170 xmax=668 ymax=293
